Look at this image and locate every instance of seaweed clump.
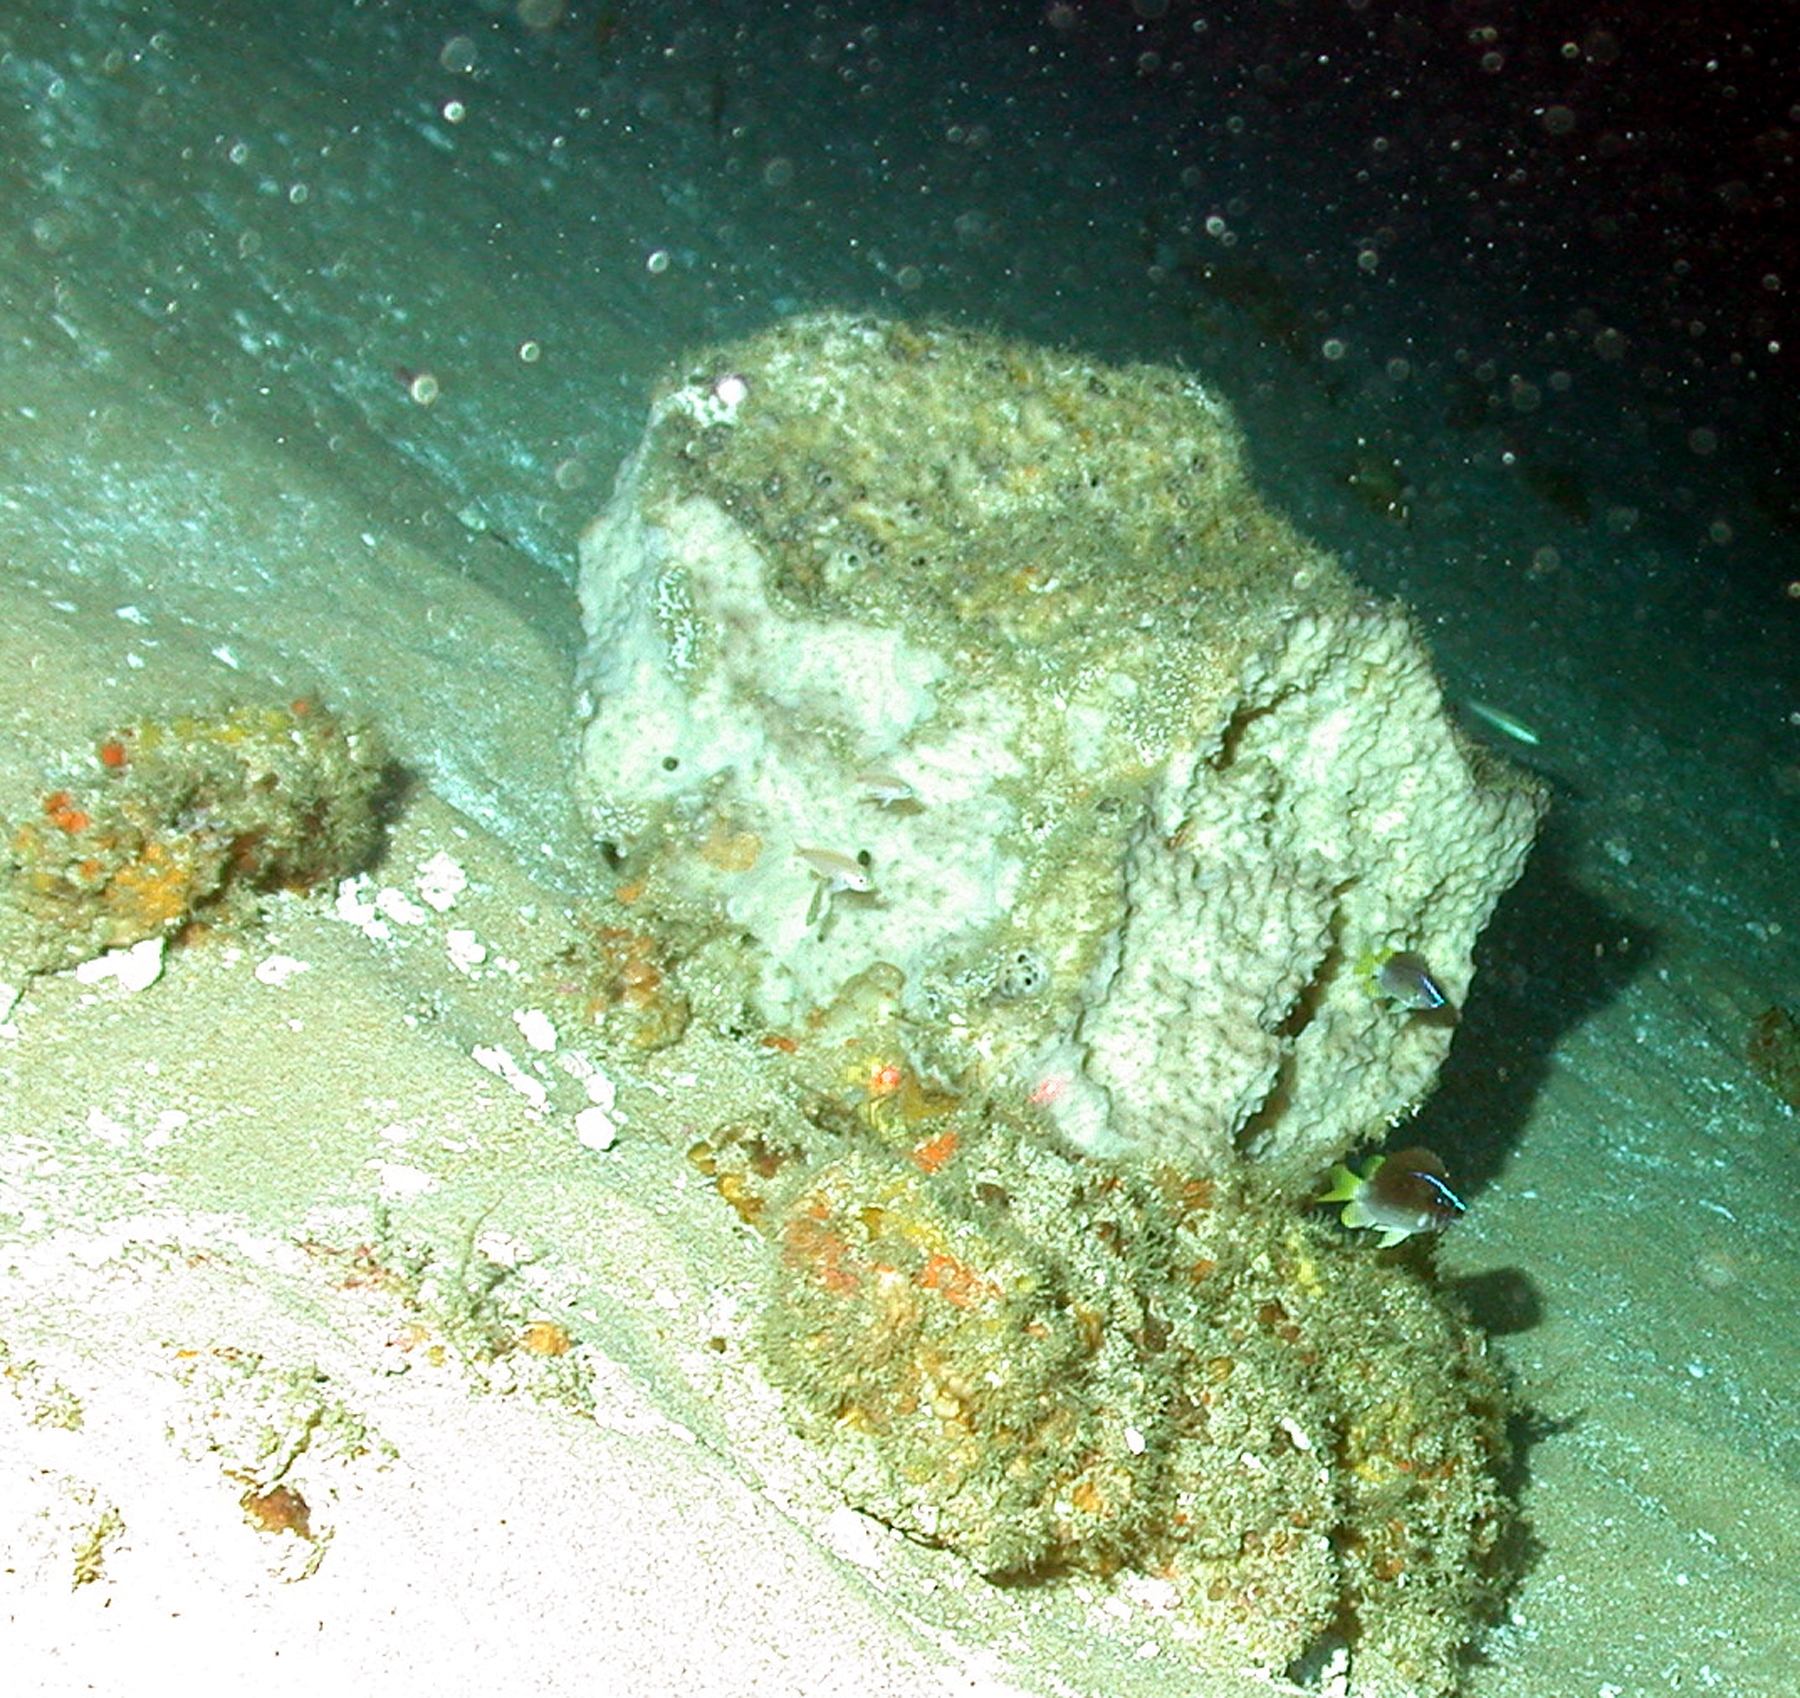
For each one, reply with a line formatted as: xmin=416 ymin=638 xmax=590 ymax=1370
xmin=686 ymin=983 xmax=1521 ymax=1698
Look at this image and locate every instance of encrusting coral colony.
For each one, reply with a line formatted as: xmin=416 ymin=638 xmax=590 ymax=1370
xmin=572 ymin=314 xmax=1547 ymax=1695
xmin=2 ymin=699 xmax=387 ymax=974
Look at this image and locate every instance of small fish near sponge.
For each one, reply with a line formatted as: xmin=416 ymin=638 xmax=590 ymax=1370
xmin=1320 ymin=1145 xmax=1468 ymax=1248
xmin=1 ymin=698 xmax=389 ymax=977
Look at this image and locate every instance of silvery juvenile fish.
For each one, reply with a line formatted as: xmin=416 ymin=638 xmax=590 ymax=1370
xmin=854 ymin=767 xmax=919 ymax=810
xmin=797 ymin=845 xmax=874 ymax=929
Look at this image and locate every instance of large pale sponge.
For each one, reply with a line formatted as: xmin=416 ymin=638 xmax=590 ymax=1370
xmin=575 ymin=312 xmax=1543 ymax=1186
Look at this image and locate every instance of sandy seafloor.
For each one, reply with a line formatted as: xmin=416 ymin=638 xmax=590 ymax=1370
xmin=2 ymin=4 xmax=1799 ymax=1694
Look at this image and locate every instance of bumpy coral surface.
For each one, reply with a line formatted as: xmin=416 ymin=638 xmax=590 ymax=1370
xmin=658 ymin=976 xmax=1515 ymax=1697
xmin=2 ymin=698 xmax=387 ymax=975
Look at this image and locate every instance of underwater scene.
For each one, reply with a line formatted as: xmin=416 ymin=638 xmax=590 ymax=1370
xmin=1 ymin=4 xmax=1796 ymax=1695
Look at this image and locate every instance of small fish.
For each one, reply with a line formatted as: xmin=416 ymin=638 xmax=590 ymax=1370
xmin=796 ymin=845 xmax=873 ymax=894
xmin=1376 ymin=949 xmax=1451 ymax=1013
xmin=1318 ymin=1146 xmax=1467 ymax=1248
xmin=854 ymin=767 xmax=918 ymax=810
xmin=797 ymin=845 xmax=873 ymax=928
xmin=1464 ymin=700 xmax=1541 ymax=747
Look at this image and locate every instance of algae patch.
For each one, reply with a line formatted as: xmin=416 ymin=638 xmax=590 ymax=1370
xmin=1 ymin=697 xmax=389 ymax=978
xmin=689 ymin=1004 xmax=1517 ymax=1698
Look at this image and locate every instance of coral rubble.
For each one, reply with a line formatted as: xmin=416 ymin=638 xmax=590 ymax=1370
xmin=690 ymin=1011 xmax=1515 ymax=1697
xmin=1746 ymin=1004 xmax=1800 ymax=1110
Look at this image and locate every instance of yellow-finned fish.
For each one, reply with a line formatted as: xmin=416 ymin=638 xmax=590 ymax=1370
xmin=1319 ymin=1146 xmax=1467 ymax=1248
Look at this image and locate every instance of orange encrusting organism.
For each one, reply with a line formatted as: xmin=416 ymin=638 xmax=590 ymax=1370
xmin=909 ymin=1127 xmax=960 ymax=1174
xmin=2 ymin=699 xmax=386 ymax=973
xmin=914 ymin=1250 xmax=998 ymax=1309
xmin=41 ymin=791 xmax=92 ymax=834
